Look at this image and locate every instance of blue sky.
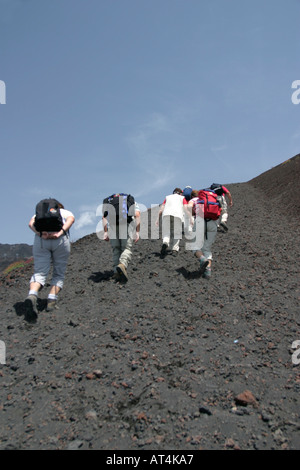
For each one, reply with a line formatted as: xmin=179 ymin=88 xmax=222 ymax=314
xmin=1 ymin=0 xmax=299 ymax=245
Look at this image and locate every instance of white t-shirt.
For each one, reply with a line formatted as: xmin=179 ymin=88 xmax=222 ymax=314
xmin=59 ymin=209 xmax=74 ymax=223
xmin=162 ymin=194 xmax=187 ymax=221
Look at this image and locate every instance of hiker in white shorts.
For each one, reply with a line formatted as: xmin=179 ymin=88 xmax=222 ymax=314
xmin=156 ymin=188 xmax=191 ymax=257
xmin=25 ymin=200 xmax=75 ymax=317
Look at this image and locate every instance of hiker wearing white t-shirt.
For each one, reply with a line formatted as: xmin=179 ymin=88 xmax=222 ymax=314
xmin=156 ymin=188 xmax=191 ymax=257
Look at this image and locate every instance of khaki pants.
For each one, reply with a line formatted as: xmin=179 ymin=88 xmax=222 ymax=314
xmin=109 ymin=225 xmax=134 ymax=271
xmin=218 ymin=195 xmax=228 ymax=224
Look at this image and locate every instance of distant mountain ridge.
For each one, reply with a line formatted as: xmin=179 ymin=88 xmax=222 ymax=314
xmin=0 ymin=243 xmax=32 ymax=273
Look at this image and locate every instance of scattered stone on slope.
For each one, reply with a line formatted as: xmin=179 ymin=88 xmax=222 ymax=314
xmin=1 ymin=167 xmax=300 ymax=450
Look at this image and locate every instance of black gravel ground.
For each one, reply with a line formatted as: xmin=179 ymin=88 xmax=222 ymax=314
xmin=0 ymin=162 xmax=300 ymax=451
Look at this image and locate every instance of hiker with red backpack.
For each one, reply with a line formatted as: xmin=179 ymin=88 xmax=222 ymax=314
xmin=188 ymin=187 xmax=222 ymax=279
xmin=210 ymin=183 xmax=233 ymax=232
xmin=25 ymin=198 xmax=75 ymax=317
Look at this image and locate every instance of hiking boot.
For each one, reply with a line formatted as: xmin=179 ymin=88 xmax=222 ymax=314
xmin=220 ymin=222 xmax=228 ymax=232
xmin=160 ymin=243 xmax=168 ymax=258
xmin=199 ymin=259 xmax=209 ymax=276
xmin=116 ymin=263 xmax=128 ymax=281
xmin=47 ymin=299 xmax=57 ymax=312
xmin=202 ymin=266 xmax=211 ymax=279
xmin=112 ymin=271 xmax=121 ymax=281
xmin=24 ymin=294 xmax=38 ymax=317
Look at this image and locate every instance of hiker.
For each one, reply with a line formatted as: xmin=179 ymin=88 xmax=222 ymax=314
xmin=210 ymin=183 xmax=233 ymax=231
xmin=187 ymin=189 xmax=200 ymax=220
xmin=156 ymin=188 xmax=191 ymax=257
xmin=188 ymin=188 xmax=222 ymax=279
xmin=182 ymin=186 xmax=193 ymax=202
xmin=102 ymin=193 xmax=140 ymax=281
xmin=25 ymin=199 xmax=75 ymax=316
xmin=182 ymin=186 xmax=193 ymax=232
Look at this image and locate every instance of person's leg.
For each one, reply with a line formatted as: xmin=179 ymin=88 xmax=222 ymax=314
xmin=170 ymin=216 xmax=182 ymax=252
xmin=110 ymin=236 xmax=122 ymax=273
xmin=193 ymin=248 xmax=209 ymax=275
xmin=161 ymin=215 xmax=170 ymax=256
xmin=29 ymin=238 xmax=52 ymax=290
xmin=119 ymin=236 xmax=133 ymax=268
xmin=191 ymin=216 xmax=207 ymax=270
xmin=201 ymin=220 xmax=218 ymax=277
xmin=28 ymin=281 xmax=42 ymax=295
xmin=219 ymin=196 xmax=228 ymax=230
xmin=48 ymin=237 xmax=71 ymax=310
xmin=25 ymin=237 xmax=51 ymax=315
xmin=117 ymin=235 xmax=133 ymax=281
xmin=202 ymin=221 xmax=217 ymax=260
xmin=162 ymin=216 xmax=171 ymax=244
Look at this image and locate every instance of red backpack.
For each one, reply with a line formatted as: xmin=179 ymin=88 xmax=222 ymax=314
xmin=197 ymin=189 xmax=222 ymax=220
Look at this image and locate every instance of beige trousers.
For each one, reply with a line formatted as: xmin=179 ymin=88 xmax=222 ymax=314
xmin=109 ymin=225 xmax=134 ymax=270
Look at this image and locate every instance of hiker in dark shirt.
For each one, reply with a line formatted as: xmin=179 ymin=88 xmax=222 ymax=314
xmin=102 ymin=194 xmax=140 ymax=282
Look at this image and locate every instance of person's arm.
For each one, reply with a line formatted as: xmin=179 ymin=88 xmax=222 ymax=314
xmin=29 ymin=216 xmax=40 ymax=235
xmin=102 ymin=216 xmax=109 ymax=241
xmin=134 ymin=210 xmax=141 ymax=242
xmin=155 ymin=202 xmax=165 ymax=226
xmin=188 ymin=201 xmax=194 ymax=220
xmin=226 ymin=190 xmax=233 ymax=207
xmin=222 ymin=186 xmax=233 ymax=207
xmin=29 ymin=216 xmax=49 ymax=239
xmin=186 ymin=200 xmax=195 ymax=225
xmin=49 ymin=215 xmax=75 ymax=239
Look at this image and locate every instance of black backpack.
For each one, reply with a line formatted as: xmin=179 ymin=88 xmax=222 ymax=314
xmin=210 ymin=183 xmax=224 ymax=196
xmin=34 ymin=198 xmax=64 ymax=233
xmin=102 ymin=193 xmax=135 ymax=225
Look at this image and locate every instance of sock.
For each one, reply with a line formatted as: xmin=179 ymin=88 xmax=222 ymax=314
xmin=29 ymin=290 xmax=38 ymax=297
xmin=48 ymin=294 xmax=58 ymax=301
